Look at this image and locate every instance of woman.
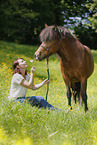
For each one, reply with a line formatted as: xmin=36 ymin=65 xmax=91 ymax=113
xmin=8 ymin=58 xmax=56 ymax=109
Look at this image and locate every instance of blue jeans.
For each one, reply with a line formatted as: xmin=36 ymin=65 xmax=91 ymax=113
xmin=14 ymin=96 xmax=55 ymax=109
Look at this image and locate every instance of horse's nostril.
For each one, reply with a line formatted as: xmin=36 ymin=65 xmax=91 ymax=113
xmin=35 ymin=53 xmax=40 ymax=60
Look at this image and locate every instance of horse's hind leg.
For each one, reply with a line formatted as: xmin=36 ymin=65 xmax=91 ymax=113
xmin=66 ymin=84 xmax=72 ymax=109
xmin=80 ymin=79 xmax=88 ymax=112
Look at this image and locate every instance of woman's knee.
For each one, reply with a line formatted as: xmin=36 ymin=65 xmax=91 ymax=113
xmin=28 ymin=96 xmax=44 ymax=103
xmin=35 ymin=96 xmax=44 ymax=101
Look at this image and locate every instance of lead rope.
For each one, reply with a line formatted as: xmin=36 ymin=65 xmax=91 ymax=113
xmin=41 ymin=41 xmax=60 ymax=100
xmin=46 ymin=52 xmax=49 ymax=101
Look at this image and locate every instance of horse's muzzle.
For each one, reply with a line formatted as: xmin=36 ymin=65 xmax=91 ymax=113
xmin=34 ymin=53 xmax=41 ymax=61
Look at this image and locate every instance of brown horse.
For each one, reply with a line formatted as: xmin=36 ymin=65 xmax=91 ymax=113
xmin=35 ymin=25 xmax=94 ymax=112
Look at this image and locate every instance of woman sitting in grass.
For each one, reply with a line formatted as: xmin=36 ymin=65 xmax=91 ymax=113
xmin=8 ymin=58 xmax=56 ymax=109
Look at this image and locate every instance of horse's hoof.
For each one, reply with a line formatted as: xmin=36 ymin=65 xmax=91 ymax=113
xmin=65 ymin=107 xmax=72 ymax=113
xmin=85 ymin=107 xmax=88 ymax=113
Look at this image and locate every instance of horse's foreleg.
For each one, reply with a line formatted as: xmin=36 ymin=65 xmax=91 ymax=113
xmin=78 ymin=92 xmax=80 ymax=102
xmin=73 ymin=93 xmax=77 ymax=104
xmin=80 ymin=79 xmax=88 ymax=112
xmin=66 ymin=84 xmax=72 ymax=108
xmin=72 ymin=91 xmax=76 ymax=104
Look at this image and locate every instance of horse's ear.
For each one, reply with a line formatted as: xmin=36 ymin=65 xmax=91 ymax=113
xmin=53 ymin=25 xmax=59 ymax=38
xmin=45 ymin=24 xmax=48 ymax=28
xmin=53 ymin=25 xmax=58 ymax=32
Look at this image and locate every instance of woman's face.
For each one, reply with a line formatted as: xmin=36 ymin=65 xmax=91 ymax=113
xmin=17 ymin=59 xmax=28 ymax=69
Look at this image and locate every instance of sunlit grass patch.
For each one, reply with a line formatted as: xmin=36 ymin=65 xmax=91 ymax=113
xmin=0 ymin=128 xmax=7 ymax=143
xmin=0 ymin=127 xmax=33 ymax=145
xmin=15 ymin=137 xmax=33 ymax=145
xmin=91 ymin=121 xmax=97 ymax=145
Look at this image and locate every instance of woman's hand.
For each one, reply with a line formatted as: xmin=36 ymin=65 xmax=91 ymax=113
xmin=43 ymin=78 xmax=50 ymax=85
xmin=31 ymin=66 xmax=36 ymax=74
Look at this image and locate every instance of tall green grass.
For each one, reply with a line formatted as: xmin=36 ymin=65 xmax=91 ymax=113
xmin=0 ymin=41 xmax=97 ymax=145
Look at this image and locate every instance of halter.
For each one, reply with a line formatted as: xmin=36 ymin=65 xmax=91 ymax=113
xmin=41 ymin=40 xmax=60 ymax=101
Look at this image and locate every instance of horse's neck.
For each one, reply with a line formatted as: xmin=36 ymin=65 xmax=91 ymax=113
xmin=57 ymin=39 xmax=70 ymax=62
xmin=57 ymin=37 xmax=78 ymax=67
xmin=57 ymin=47 xmax=68 ymax=62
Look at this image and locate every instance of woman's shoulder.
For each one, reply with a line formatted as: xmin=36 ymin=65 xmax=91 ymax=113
xmin=12 ymin=73 xmax=24 ymax=84
xmin=13 ymin=73 xmax=22 ymax=77
xmin=13 ymin=73 xmax=24 ymax=80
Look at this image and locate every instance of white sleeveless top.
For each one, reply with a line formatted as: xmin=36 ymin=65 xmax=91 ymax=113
xmin=8 ymin=73 xmax=30 ymax=100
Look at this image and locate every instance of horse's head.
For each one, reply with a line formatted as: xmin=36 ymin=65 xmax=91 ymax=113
xmin=34 ymin=25 xmax=73 ymax=61
xmin=35 ymin=40 xmax=60 ymax=61
xmin=35 ymin=25 xmax=60 ymax=61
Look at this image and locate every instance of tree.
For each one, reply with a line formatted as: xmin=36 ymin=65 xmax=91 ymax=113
xmin=74 ymin=23 xmax=97 ymax=49
xmin=85 ymin=0 xmax=97 ymax=31
xmin=62 ymin=0 xmax=94 ymax=29
xmin=0 ymin=0 xmax=39 ymax=43
xmin=0 ymin=0 xmax=96 ymax=49
xmin=62 ymin=0 xmax=97 ymax=49
xmin=0 ymin=0 xmax=64 ymax=44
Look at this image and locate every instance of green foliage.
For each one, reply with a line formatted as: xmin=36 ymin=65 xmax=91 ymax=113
xmin=0 ymin=0 xmax=64 ymax=44
xmin=62 ymin=0 xmax=93 ymax=25
xmin=62 ymin=0 xmax=97 ymax=50
xmin=0 ymin=0 xmax=39 ymax=44
xmin=74 ymin=23 xmax=97 ymax=50
xmin=0 ymin=41 xmax=97 ymax=145
xmin=0 ymin=0 xmax=96 ymax=50
xmin=85 ymin=0 xmax=97 ymax=31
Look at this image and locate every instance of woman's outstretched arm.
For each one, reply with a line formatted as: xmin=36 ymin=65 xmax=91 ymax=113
xmin=21 ymin=67 xmax=49 ymax=90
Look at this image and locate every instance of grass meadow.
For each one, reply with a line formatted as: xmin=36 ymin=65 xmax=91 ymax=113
xmin=0 ymin=41 xmax=97 ymax=145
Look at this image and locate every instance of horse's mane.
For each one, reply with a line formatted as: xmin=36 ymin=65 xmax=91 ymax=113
xmin=40 ymin=25 xmax=75 ymax=42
